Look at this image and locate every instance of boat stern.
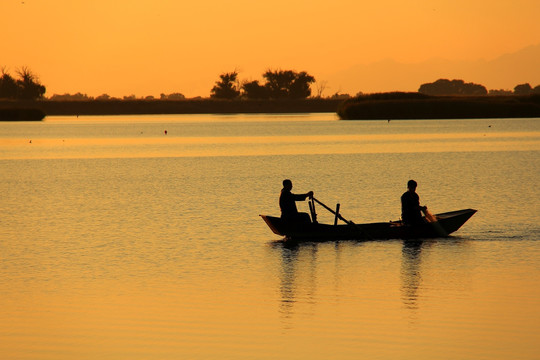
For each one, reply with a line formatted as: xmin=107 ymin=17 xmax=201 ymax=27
xmin=260 ymin=215 xmax=286 ymax=236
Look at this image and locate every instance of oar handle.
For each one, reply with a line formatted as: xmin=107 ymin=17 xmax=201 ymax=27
xmin=312 ymin=197 xmax=333 ymax=213
xmin=313 ymin=197 xmax=373 ymax=239
xmin=312 ymin=197 xmax=352 ymax=225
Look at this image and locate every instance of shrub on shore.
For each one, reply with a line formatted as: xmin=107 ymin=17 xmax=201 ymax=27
xmin=338 ymin=92 xmax=540 ymax=120
xmin=0 ymin=67 xmax=46 ymax=100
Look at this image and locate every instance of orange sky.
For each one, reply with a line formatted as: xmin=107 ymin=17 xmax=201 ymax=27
xmin=3 ymin=0 xmax=540 ymax=98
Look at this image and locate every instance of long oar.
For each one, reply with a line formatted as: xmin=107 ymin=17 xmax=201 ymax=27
xmin=312 ymin=197 xmax=373 ymax=240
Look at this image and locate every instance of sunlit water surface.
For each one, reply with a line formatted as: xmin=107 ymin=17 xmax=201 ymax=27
xmin=1 ymin=114 xmax=539 ymax=359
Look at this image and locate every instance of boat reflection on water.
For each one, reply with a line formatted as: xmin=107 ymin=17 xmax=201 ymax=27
xmin=399 ymin=238 xmax=468 ymax=317
xmin=273 ymin=241 xmax=327 ymax=325
xmin=273 ymin=238 xmax=460 ymax=326
xmin=400 ymin=240 xmax=425 ymax=313
xmin=273 ymin=239 xmax=367 ymax=328
xmin=277 ymin=243 xmax=300 ymax=321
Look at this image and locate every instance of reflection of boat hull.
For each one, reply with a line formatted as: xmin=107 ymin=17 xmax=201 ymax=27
xmin=260 ymin=209 xmax=477 ymax=242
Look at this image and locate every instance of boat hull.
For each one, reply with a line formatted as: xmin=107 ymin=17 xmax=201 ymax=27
xmin=260 ymin=209 xmax=476 ymax=242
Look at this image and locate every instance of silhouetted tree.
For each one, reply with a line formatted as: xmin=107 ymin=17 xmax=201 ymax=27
xmin=0 ymin=68 xmax=18 ymax=99
xmin=211 ymin=71 xmax=241 ymax=99
xmin=241 ymin=80 xmax=269 ymax=99
xmin=169 ymin=92 xmax=185 ymax=100
xmin=262 ymin=70 xmax=315 ymax=99
xmin=488 ymin=89 xmax=513 ymax=96
xmin=160 ymin=92 xmax=185 ymax=100
xmin=96 ymin=94 xmax=112 ymax=100
xmin=514 ymin=83 xmax=532 ymax=95
xmin=289 ymin=71 xmax=316 ymax=98
xmin=419 ymin=79 xmax=487 ymax=96
xmin=0 ymin=67 xmax=45 ymax=99
xmin=314 ymin=80 xmax=328 ymax=98
xmin=50 ymin=92 xmax=92 ymax=101
xmin=16 ymin=67 xmax=46 ymax=99
xmin=533 ymin=85 xmax=540 ymax=94
xmin=330 ymin=93 xmax=351 ymax=100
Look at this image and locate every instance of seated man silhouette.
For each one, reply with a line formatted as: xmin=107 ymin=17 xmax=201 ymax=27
xmin=401 ymin=179 xmax=427 ymax=226
xmin=279 ymin=179 xmax=313 ymax=224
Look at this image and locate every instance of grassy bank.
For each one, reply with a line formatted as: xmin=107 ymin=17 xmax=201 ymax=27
xmin=4 ymin=95 xmax=540 ymax=120
xmin=0 ymin=98 xmax=343 ymax=117
xmin=337 ymin=93 xmax=540 ymax=120
xmin=0 ymin=108 xmax=46 ymax=121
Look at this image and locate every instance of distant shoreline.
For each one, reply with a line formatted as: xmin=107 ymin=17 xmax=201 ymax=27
xmin=1 ymin=95 xmax=540 ymax=120
xmin=337 ymin=93 xmax=540 ymax=120
xmin=0 ymin=108 xmax=46 ymax=121
xmin=0 ymin=99 xmax=344 ymax=117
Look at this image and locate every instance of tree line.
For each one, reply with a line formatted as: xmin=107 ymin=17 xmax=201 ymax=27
xmin=0 ymin=67 xmax=46 ymax=100
xmin=210 ymin=70 xmax=316 ymax=99
xmin=48 ymin=92 xmax=186 ymax=101
xmin=41 ymin=69 xmax=317 ymax=101
xmin=2 ymin=66 xmax=539 ymax=101
xmin=419 ymin=79 xmax=540 ymax=96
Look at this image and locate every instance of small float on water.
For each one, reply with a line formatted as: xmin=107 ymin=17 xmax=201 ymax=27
xmin=260 ymin=197 xmax=476 ymax=243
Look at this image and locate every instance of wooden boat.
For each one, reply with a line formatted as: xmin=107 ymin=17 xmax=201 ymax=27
xmin=261 ymin=198 xmax=476 ymax=242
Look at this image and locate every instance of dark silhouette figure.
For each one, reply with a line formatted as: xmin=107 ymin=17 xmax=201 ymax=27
xmin=401 ymin=180 xmax=427 ymax=226
xmin=279 ymin=179 xmax=313 ymax=223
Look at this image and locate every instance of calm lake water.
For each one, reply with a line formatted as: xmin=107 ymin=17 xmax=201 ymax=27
xmin=1 ymin=114 xmax=539 ymax=359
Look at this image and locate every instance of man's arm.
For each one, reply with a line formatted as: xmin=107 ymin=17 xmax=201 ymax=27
xmin=293 ymin=191 xmax=313 ymax=201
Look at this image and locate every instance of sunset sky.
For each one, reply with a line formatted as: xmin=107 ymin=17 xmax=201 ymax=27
xmin=3 ymin=0 xmax=540 ymax=98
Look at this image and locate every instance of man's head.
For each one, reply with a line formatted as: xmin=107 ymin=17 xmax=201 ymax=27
xmin=407 ymin=179 xmax=417 ymax=191
xmin=283 ymin=179 xmax=293 ymax=190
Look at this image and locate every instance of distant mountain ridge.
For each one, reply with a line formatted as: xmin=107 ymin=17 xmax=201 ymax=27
xmin=325 ymin=44 xmax=540 ymax=95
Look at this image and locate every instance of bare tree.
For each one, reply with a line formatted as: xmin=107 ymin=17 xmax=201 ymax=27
xmin=314 ymin=80 xmax=328 ymax=98
xmin=15 ymin=67 xmax=46 ymax=99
